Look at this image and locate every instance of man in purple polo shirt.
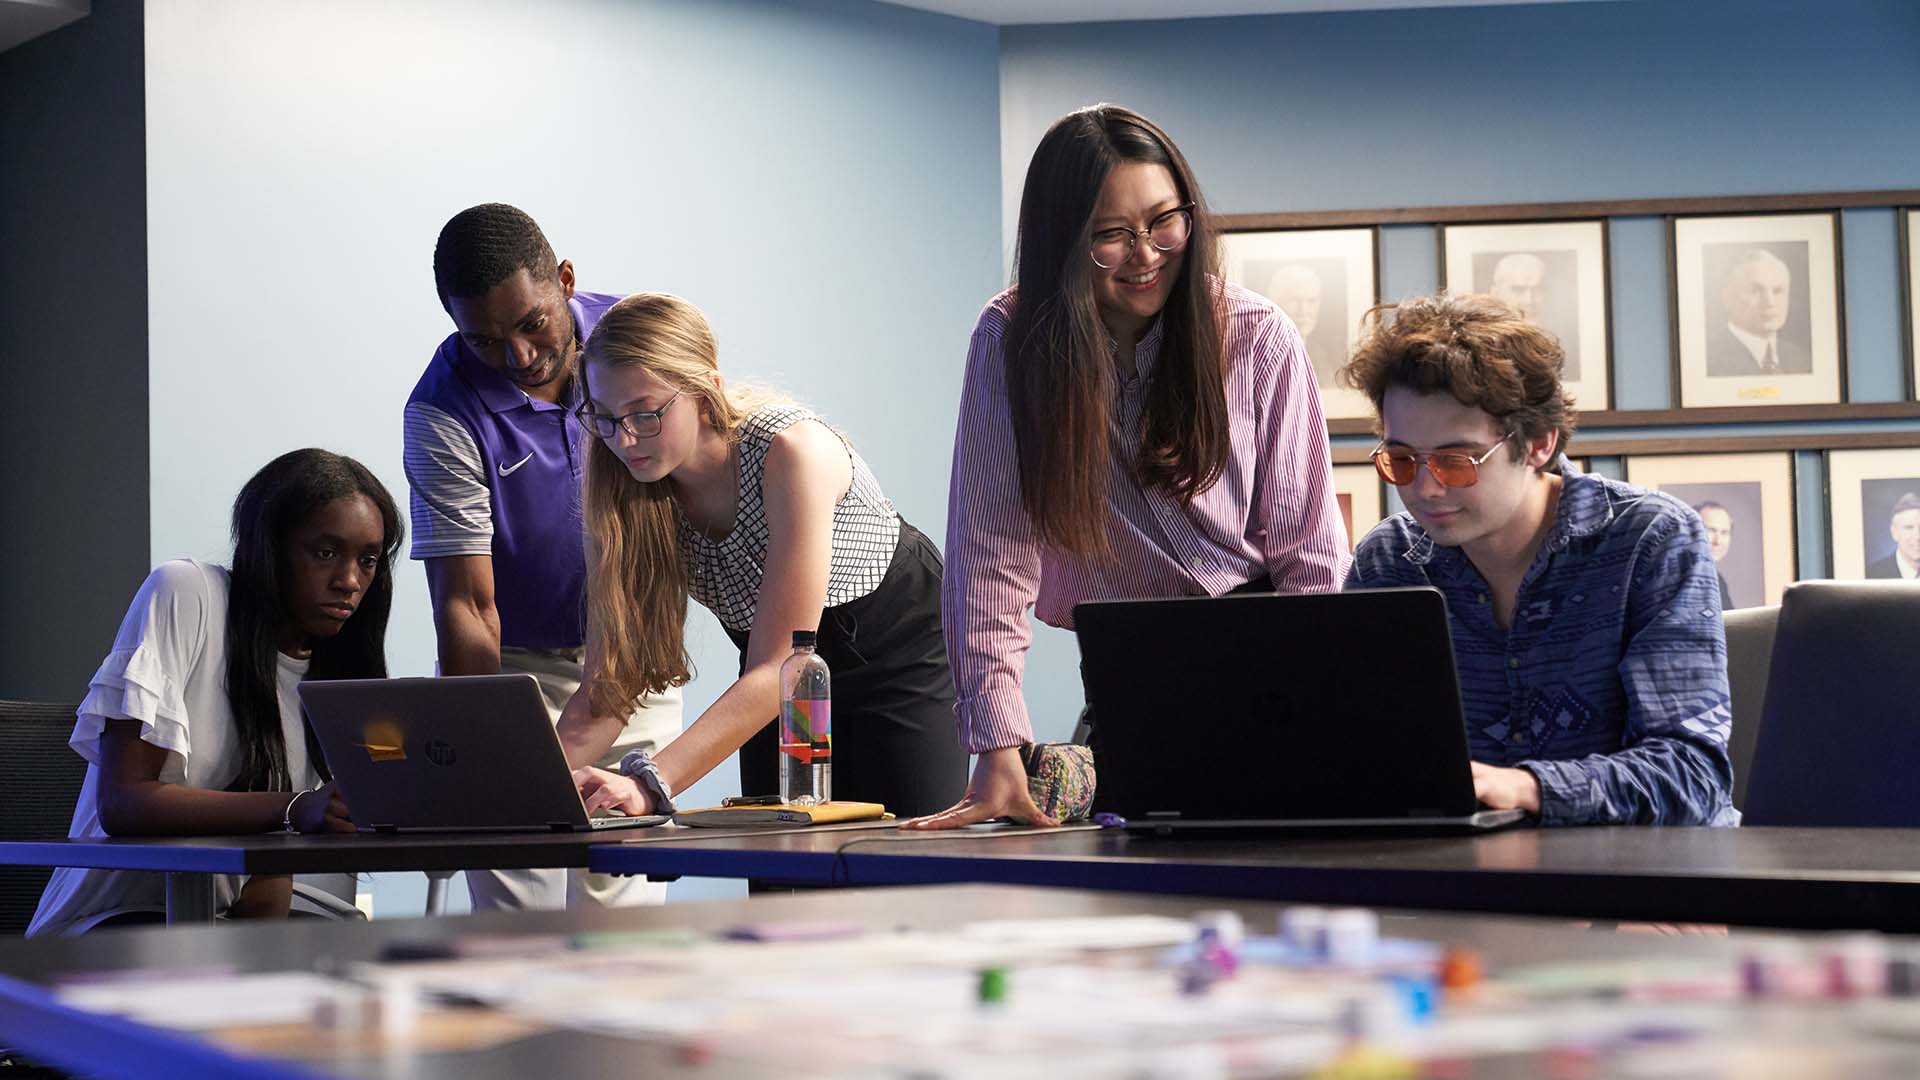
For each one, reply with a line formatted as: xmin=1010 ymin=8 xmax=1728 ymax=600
xmin=404 ymin=203 xmax=680 ymax=910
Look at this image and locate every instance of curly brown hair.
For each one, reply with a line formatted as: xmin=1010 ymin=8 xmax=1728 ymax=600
xmin=1339 ymin=292 xmax=1576 ymax=461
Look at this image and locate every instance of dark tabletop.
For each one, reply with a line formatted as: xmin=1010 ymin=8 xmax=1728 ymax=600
xmin=589 ymin=824 xmax=1920 ymax=930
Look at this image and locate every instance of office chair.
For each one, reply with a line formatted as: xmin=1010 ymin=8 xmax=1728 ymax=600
xmin=1743 ymin=581 xmax=1920 ymax=826
xmin=0 ymin=700 xmax=88 ymax=936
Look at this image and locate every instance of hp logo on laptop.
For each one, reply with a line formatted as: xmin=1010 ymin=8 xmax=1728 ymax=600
xmin=424 ymin=739 xmax=458 ymax=767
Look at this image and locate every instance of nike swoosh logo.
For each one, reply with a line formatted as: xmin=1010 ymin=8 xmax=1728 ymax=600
xmin=498 ymin=453 xmax=535 ymax=477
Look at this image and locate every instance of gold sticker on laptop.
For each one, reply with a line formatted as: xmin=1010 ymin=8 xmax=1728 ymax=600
xmin=355 ymin=719 xmax=406 ymax=762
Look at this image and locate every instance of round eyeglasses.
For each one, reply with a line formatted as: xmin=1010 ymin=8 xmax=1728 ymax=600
xmin=577 ymin=391 xmax=680 ymax=441
xmin=1090 ymin=204 xmax=1194 ymax=270
xmin=1371 ymin=434 xmax=1513 ymax=489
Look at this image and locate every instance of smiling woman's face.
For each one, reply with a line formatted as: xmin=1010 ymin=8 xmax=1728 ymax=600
xmin=1086 ymin=161 xmax=1187 ymax=341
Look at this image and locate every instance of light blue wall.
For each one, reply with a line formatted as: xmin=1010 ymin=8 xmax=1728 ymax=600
xmin=1001 ymin=0 xmax=1920 ymax=603
xmin=142 ymin=0 xmax=1000 ymax=911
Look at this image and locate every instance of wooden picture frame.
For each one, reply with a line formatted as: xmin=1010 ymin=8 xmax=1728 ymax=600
xmin=1440 ymin=220 xmax=1612 ymax=411
xmin=1623 ymin=452 xmax=1798 ymax=608
xmin=1671 ymin=211 xmax=1846 ymax=408
xmin=1220 ymin=227 xmax=1379 ymax=420
xmin=1826 ymin=447 xmax=1920 ymax=581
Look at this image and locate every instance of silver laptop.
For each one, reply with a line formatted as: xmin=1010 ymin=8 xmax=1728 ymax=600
xmin=1074 ymin=588 xmax=1527 ymax=834
xmin=299 ymin=674 xmax=668 ymax=833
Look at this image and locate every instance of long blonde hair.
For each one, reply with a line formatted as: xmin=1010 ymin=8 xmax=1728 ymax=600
xmin=580 ymin=293 xmax=778 ymax=718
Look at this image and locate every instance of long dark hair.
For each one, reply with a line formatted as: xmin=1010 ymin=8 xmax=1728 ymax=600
xmin=224 ymin=449 xmax=402 ymax=792
xmin=1004 ymin=104 xmax=1229 ymax=558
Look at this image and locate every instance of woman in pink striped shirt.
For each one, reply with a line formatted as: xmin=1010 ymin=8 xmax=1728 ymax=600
xmin=904 ymin=104 xmax=1350 ymax=829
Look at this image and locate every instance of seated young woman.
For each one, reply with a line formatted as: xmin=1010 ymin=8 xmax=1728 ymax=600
xmin=29 ymin=449 xmax=402 ymax=935
xmin=558 ymin=293 xmax=967 ymax=819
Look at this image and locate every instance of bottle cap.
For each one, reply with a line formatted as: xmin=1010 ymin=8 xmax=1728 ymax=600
xmin=977 ymin=966 xmax=1008 ymax=1004
xmin=792 ymin=629 xmax=817 ymax=648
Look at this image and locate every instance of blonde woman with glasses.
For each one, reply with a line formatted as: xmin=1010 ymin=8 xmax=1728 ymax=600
xmin=556 ymin=294 xmax=966 ymax=820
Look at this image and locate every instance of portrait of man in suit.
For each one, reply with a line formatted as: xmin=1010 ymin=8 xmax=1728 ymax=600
xmin=1658 ymin=480 xmax=1766 ymax=608
xmin=1865 ymin=491 xmax=1920 ymax=580
xmin=1705 ymin=248 xmax=1813 ymax=377
xmin=1694 ymin=501 xmax=1735 ymax=610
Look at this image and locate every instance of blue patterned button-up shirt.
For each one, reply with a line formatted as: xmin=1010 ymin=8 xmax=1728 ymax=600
xmin=1346 ymin=461 xmax=1737 ymax=826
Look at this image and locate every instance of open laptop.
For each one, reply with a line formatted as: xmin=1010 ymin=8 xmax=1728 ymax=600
xmin=299 ymin=675 xmax=669 ymax=833
xmin=1073 ymin=587 xmax=1526 ymax=834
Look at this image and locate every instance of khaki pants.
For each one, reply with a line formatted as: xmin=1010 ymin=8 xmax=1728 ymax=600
xmin=464 ymin=647 xmax=683 ymax=911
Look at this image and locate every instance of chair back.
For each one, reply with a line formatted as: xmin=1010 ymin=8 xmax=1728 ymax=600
xmin=1723 ymin=604 xmax=1781 ymax=812
xmin=1743 ymin=581 xmax=1920 ymax=826
xmin=0 ymin=701 xmax=85 ymax=935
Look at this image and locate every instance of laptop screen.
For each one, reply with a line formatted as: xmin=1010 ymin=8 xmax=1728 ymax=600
xmin=1073 ymin=588 xmax=1479 ymax=821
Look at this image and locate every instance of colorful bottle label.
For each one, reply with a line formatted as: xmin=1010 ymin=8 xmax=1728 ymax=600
xmin=780 ymin=699 xmax=831 ymax=763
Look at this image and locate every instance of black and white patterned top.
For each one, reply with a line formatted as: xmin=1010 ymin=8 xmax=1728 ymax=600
xmin=680 ymin=404 xmax=901 ymax=632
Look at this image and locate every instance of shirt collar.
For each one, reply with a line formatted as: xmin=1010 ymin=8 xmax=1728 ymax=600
xmin=1399 ymin=455 xmax=1606 ymax=568
xmin=1545 ymin=459 xmax=1617 ymax=546
xmin=453 ymin=293 xmax=589 ymax=416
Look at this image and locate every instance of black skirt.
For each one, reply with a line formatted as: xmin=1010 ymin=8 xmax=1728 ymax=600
xmin=731 ymin=520 xmax=968 ymax=818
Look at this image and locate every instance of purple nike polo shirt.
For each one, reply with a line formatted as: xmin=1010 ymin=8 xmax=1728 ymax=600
xmin=404 ymin=290 xmax=622 ymax=650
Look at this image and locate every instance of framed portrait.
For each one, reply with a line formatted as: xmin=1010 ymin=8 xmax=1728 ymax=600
xmin=1672 ymin=212 xmax=1844 ymax=408
xmin=1826 ymin=448 xmax=1920 ymax=581
xmin=1623 ymin=452 xmax=1797 ymax=609
xmin=1904 ymin=208 xmax=1919 ymax=398
xmin=1222 ymin=228 xmax=1378 ymax=420
xmin=1440 ymin=220 xmax=1612 ymax=411
xmin=1330 ymin=463 xmax=1385 ymax=551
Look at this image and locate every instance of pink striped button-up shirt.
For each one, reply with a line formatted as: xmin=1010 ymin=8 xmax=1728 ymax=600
xmin=943 ymin=281 xmax=1352 ymax=753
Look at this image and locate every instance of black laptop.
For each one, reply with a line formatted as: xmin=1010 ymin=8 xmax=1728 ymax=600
xmin=299 ymin=675 xmax=670 ymax=833
xmin=1073 ymin=587 xmax=1527 ymax=833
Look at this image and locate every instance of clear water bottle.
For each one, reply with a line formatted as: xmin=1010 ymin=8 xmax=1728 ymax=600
xmin=778 ymin=629 xmax=831 ymax=805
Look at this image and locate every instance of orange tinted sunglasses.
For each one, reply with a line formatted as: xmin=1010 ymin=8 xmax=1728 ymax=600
xmin=1371 ymin=434 xmax=1512 ymax=488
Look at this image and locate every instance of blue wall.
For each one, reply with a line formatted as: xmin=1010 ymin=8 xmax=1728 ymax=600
xmin=1000 ymin=1 xmax=1920 ymax=219
xmin=995 ymin=0 xmax=1919 ymax=661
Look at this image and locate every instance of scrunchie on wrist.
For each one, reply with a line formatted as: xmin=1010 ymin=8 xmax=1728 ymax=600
xmin=617 ymin=749 xmax=676 ymax=814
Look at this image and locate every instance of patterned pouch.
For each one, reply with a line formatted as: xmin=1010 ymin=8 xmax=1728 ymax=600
xmin=1019 ymin=742 xmax=1097 ymax=823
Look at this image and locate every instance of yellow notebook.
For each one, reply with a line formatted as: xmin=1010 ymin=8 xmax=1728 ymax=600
xmin=672 ymin=801 xmax=889 ymax=827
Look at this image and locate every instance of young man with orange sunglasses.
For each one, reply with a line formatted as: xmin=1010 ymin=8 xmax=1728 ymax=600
xmin=1341 ymin=293 xmax=1735 ymax=826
